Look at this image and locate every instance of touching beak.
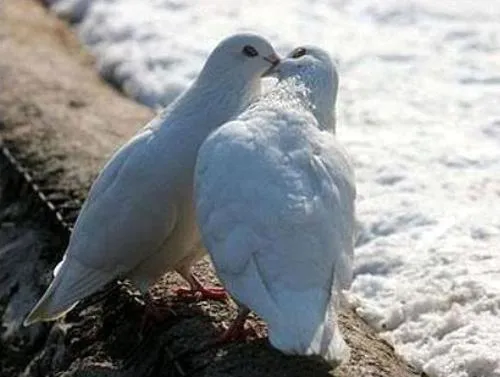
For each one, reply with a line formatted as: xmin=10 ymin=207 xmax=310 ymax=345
xmin=262 ymin=52 xmax=281 ymax=77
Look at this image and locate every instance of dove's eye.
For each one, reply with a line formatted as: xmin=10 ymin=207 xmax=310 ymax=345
xmin=291 ymin=47 xmax=307 ymax=59
xmin=242 ymin=45 xmax=259 ymax=58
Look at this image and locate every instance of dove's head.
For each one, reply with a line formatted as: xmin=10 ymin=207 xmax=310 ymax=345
xmin=198 ymin=33 xmax=280 ymax=88
xmin=273 ymin=46 xmax=339 ymax=132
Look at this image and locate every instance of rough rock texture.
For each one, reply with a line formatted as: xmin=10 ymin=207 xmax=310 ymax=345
xmin=0 ymin=1 xmax=423 ymax=376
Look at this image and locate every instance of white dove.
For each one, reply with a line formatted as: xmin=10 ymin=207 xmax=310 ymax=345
xmin=195 ymin=46 xmax=356 ymax=365
xmin=24 ymin=33 xmax=280 ymax=326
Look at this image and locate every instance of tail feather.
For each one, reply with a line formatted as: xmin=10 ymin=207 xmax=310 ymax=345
xmin=306 ymin=291 xmax=350 ymax=365
xmin=224 ymin=258 xmax=349 ymax=365
xmin=24 ymin=257 xmax=114 ymax=326
xmin=267 ymin=287 xmax=349 ymax=366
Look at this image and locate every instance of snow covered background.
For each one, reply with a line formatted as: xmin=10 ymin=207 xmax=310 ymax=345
xmin=47 ymin=0 xmax=500 ymax=376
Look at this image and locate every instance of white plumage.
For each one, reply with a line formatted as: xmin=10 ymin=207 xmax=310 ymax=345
xmin=24 ymin=33 xmax=280 ymax=326
xmin=195 ymin=46 xmax=356 ymax=364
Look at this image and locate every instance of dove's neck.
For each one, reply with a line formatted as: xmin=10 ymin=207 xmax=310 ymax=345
xmin=311 ymin=99 xmax=336 ymax=134
xmin=276 ymin=78 xmax=337 ymax=133
xmin=162 ymin=72 xmax=260 ymax=135
xmin=148 ymin=73 xmax=261 ymax=194
xmin=299 ymin=83 xmax=337 ymax=134
xmin=151 ymin=71 xmax=260 ymax=187
xmin=195 ymin=73 xmax=260 ymax=123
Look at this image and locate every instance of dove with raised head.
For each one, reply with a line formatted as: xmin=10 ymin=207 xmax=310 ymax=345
xmin=24 ymin=33 xmax=280 ymax=326
xmin=195 ymin=46 xmax=355 ymax=365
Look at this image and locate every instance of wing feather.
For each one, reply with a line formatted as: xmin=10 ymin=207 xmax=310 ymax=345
xmin=196 ymin=112 xmax=355 ymax=362
xmin=67 ymin=127 xmax=177 ymax=274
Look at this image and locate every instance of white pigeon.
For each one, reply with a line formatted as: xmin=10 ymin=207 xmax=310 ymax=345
xmin=195 ymin=46 xmax=356 ymax=365
xmin=24 ymin=33 xmax=280 ymax=326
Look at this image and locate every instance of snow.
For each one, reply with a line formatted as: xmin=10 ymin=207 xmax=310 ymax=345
xmin=46 ymin=0 xmax=500 ymax=376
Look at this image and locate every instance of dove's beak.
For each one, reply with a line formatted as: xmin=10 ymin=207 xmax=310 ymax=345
xmin=262 ymin=53 xmax=281 ymax=77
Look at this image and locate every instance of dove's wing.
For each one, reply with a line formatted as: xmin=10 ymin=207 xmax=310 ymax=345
xmin=80 ymin=125 xmax=156 ymax=209
xmin=67 ymin=127 xmax=178 ymax=272
xmin=196 ymin=110 xmax=355 ymax=359
xmin=312 ymin=136 xmax=356 ymax=291
xmin=24 ymin=122 xmax=179 ymax=324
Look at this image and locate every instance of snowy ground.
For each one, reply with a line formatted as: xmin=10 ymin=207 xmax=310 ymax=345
xmin=47 ymin=1 xmax=500 ymax=376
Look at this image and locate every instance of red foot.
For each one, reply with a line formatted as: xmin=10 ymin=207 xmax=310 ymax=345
xmin=175 ymin=285 xmax=227 ymax=301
